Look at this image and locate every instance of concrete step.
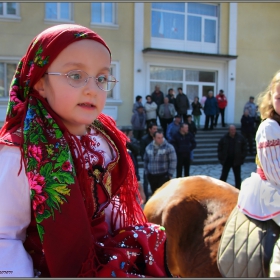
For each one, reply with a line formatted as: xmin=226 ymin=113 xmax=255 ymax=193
xmin=193 ymin=146 xmax=256 ymax=153
xmin=137 ymin=155 xmax=256 ymax=167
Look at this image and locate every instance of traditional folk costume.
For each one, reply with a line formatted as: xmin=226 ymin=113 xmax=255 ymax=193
xmin=0 ymin=24 xmax=170 ymax=278
xmin=237 ymin=118 xmax=280 ymax=276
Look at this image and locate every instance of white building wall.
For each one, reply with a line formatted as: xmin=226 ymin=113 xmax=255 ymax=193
xmin=133 ymin=3 xmax=145 ymax=101
xmin=227 ymin=3 xmax=238 ymax=124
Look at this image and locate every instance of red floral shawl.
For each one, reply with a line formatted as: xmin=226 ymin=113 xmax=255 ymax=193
xmin=0 ymin=24 xmax=146 ymax=276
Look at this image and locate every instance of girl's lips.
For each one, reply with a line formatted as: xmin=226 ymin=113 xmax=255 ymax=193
xmin=78 ymin=103 xmax=95 ymax=108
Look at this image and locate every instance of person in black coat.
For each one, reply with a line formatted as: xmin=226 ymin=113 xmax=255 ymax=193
xmin=166 ymin=88 xmax=176 ymax=107
xmin=203 ymin=90 xmax=219 ymax=130
xmin=218 ymin=125 xmax=247 ymax=189
xmin=186 ymin=115 xmax=197 ymax=136
xmin=151 ymin=85 xmax=164 ymax=118
xmin=171 ymin=123 xmax=196 ymax=178
xmin=175 ymin=87 xmax=190 ymax=123
xmin=240 ymin=109 xmax=255 ymax=154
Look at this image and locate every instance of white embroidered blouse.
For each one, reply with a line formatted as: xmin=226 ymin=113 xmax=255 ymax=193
xmin=0 ymin=128 xmax=116 ymax=277
xmin=238 ymin=118 xmax=280 ymax=224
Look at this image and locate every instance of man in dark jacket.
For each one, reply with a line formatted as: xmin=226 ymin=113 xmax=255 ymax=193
xmin=171 ymin=123 xmax=196 ymax=178
xmin=240 ymin=109 xmax=255 ymax=154
xmin=151 ymin=85 xmax=164 ymax=118
xmin=218 ymin=125 xmax=247 ymax=189
xmin=175 ymin=87 xmax=190 ymax=123
xmin=140 ymin=122 xmax=158 ymax=199
xmin=203 ymin=90 xmax=218 ymax=130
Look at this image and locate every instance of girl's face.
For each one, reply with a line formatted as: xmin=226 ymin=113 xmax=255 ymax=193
xmin=35 ymin=39 xmax=110 ymax=135
xmin=272 ymin=83 xmax=280 ymax=115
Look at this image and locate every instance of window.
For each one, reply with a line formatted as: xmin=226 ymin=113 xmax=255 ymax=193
xmin=0 ymin=2 xmax=19 ymax=18
xmin=151 ymin=3 xmax=185 ymax=40
xmin=91 ymin=2 xmax=116 ymax=25
xmin=151 ymin=2 xmax=218 ymax=53
xmin=45 ymin=3 xmax=72 ymax=21
xmin=149 ymin=65 xmax=216 ymax=100
xmin=0 ymin=62 xmax=17 ymax=97
xmin=107 ymin=62 xmax=119 ymax=99
xmin=149 ymin=66 xmax=183 ymax=94
xmin=187 ymin=3 xmax=217 ymax=43
xmin=185 ymin=70 xmax=216 ymax=82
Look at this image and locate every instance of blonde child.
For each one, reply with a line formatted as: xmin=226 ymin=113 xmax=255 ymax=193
xmin=237 ymin=70 xmax=280 ymax=276
xmin=0 ymin=24 xmax=171 ymax=277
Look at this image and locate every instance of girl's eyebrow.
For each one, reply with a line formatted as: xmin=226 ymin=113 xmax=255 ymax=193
xmin=62 ymin=62 xmax=111 ymax=72
xmin=62 ymin=62 xmax=85 ymax=68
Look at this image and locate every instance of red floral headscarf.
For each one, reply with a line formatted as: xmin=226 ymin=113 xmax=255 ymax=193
xmin=0 ymin=24 xmax=146 ymax=276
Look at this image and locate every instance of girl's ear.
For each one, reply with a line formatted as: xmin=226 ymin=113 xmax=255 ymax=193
xmin=33 ymin=77 xmax=46 ymax=98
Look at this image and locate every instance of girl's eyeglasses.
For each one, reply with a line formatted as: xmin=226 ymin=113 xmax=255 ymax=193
xmin=45 ymin=70 xmax=118 ymax=92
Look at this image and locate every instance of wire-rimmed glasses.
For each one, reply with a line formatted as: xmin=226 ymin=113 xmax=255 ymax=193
xmin=45 ymin=70 xmax=118 ymax=91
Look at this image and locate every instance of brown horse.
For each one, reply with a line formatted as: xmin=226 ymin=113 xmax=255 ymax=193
xmin=143 ymin=175 xmax=239 ymax=278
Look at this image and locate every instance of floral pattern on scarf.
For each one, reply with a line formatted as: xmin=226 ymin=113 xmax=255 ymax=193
xmin=23 ymin=96 xmax=75 ymax=241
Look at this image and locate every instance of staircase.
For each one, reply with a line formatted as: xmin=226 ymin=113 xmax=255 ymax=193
xmin=136 ymin=124 xmax=256 ymax=167
xmin=192 ymin=125 xmax=256 ymax=165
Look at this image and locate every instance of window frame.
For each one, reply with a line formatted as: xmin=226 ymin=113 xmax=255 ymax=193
xmin=0 ymin=59 xmax=19 ymax=99
xmin=0 ymin=2 xmax=20 ymax=20
xmin=44 ymin=2 xmax=73 ymax=23
xmin=106 ymin=61 xmax=120 ymax=101
xmin=90 ymin=2 xmax=118 ymax=28
xmin=151 ymin=3 xmax=219 ymax=54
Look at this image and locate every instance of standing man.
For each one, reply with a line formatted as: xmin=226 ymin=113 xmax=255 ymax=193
xmin=186 ymin=114 xmax=197 ymax=137
xmin=151 ymin=85 xmax=164 ymax=121
xmin=175 ymin=87 xmax=190 ymax=123
xmin=132 ymin=95 xmax=143 ymax=113
xmin=240 ymin=109 xmax=255 ymax=155
xmin=171 ymin=123 xmax=196 ymax=178
xmin=144 ymin=130 xmax=177 ymax=195
xmin=140 ymin=122 xmax=158 ymax=199
xmin=203 ymin=90 xmax=218 ymax=130
xmin=244 ymin=96 xmax=257 ymax=133
xmin=214 ymin=89 xmax=228 ymax=127
xmin=166 ymin=114 xmax=182 ymax=142
xmin=218 ymin=125 xmax=247 ymax=189
xmin=166 ymin=88 xmax=176 ymax=107
xmin=244 ymin=96 xmax=257 ymax=119
xmin=159 ymin=96 xmax=176 ymax=137
xmin=131 ymin=105 xmax=146 ymax=141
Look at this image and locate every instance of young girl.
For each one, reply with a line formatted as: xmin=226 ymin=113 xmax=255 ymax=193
xmin=0 ymin=24 xmax=171 ymax=278
xmin=237 ymin=70 xmax=280 ymax=276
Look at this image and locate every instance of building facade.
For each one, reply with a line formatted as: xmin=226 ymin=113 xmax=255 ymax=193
xmin=1 ymin=2 xmax=280 ymax=127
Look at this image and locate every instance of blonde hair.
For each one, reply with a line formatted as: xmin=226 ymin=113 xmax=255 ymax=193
xmin=257 ymin=70 xmax=280 ymax=123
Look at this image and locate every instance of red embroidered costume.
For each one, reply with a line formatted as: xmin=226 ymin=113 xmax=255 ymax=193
xmin=0 ymin=24 xmax=171 ymax=277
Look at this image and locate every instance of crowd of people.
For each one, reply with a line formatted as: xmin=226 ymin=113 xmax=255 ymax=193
xmin=128 ymin=86 xmax=262 ymax=197
xmin=129 ymin=86 xmax=201 ymax=199
xmin=131 ymin=86 xmax=231 ymax=137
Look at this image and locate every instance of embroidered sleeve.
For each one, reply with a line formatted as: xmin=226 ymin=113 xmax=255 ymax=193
xmin=0 ymin=145 xmax=34 ymax=277
xmin=89 ymin=128 xmax=116 ymax=166
xmin=256 ymin=119 xmax=280 ymax=186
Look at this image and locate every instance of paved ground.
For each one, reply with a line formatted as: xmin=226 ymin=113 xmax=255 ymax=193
xmin=139 ymin=161 xmax=257 ymax=196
